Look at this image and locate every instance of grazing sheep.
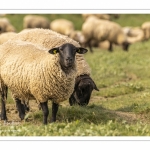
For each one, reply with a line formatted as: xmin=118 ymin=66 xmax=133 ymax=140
xmin=82 ymin=16 xmax=130 ymax=52
xmin=0 ymin=39 xmax=88 ymax=124
xmin=0 ymin=18 xmax=16 ymax=33
xmin=82 ymin=14 xmax=111 ymax=21
xmin=123 ymin=26 xmax=144 ymax=43
xmin=11 ymin=28 xmax=99 ymax=107
xmin=23 ymin=15 xmax=50 ymax=29
xmin=50 ymin=18 xmax=74 ymax=36
xmin=0 ymin=32 xmax=17 ymax=44
xmin=141 ymin=21 xmax=150 ymax=40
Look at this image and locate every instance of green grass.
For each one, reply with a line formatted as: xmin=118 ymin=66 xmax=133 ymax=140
xmin=1 ymin=14 xmax=150 ymax=136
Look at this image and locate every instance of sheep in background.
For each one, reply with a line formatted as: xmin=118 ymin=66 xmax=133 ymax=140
xmin=81 ymin=16 xmax=130 ymax=52
xmin=68 ymin=30 xmax=85 ymax=45
xmin=141 ymin=21 xmax=150 ymax=40
xmin=0 ymin=39 xmax=88 ymax=124
xmin=82 ymin=14 xmax=111 ymax=21
xmin=123 ymin=26 xmax=144 ymax=44
xmin=23 ymin=15 xmax=50 ymax=29
xmin=0 ymin=18 xmax=16 ymax=33
xmin=50 ymin=18 xmax=74 ymax=36
xmin=10 ymin=28 xmax=99 ymax=107
xmin=0 ymin=32 xmax=17 ymax=44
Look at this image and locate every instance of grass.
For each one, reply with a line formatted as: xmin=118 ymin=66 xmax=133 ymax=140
xmin=1 ymin=14 xmax=150 ymax=136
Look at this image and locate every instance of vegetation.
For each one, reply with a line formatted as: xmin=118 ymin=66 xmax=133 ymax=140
xmin=1 ymin=14 xmax=150 ymax=136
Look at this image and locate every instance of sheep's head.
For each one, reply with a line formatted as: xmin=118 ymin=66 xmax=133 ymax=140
xmin=122 ymin=41 xmax=130 ymax=51
xmin=49 ymin=43 xmax=88 ymax=73
xmin=69 ymin=74 xmax=99 ymax=106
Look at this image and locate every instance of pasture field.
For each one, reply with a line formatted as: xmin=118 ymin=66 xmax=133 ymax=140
xmin=1 ymin=14 xmax=150 ymax=136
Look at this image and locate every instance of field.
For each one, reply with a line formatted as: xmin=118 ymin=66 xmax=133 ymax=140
xmin=1 ymin=14 xmax=150 ymax=136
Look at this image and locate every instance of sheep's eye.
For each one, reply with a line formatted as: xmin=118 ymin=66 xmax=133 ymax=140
xmin=53 ymin=50 xmax=57 ymax=54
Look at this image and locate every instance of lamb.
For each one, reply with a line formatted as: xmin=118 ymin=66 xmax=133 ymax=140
xmin=0 ymin=39 xmax=88 ymax=124
xmin=23 ymin=15 xmax=50 ymax=29
xmin=141 ymin=21 xmax=150 ymax=40
xmin=0 ymin=32 xmax=17 ymax=44
xmin=50 ymin=18 xmax=74 ymax=36
xmin=81 ymin=16 xmax=130 ymax=52
xmin=10 ymin=28 xmax=99 ymax=106
xmin=0 ymin=18 xmax=16 ymax=33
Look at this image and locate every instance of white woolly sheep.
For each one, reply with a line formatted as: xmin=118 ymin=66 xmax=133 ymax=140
xmin=0 ymin=17 xmax=16 ymax=33
xmin=81 ymin=16 xmax=130 ymax=52
xmin=50 ymin=18 xmax=74 ymax=36
xmin=141 ymin=21 xmax=150 ymax=40
xmin=0 ymin=32 xmax=17 ymax=44
xmin=23 ymin=15 xmax=50 ymax=29
xmin=123 ymin=26 xmax=144 ymax=44
xmin=0 ymin=39 xmax=88 ymax=124
xmin=10 ymin=28 xmax=99 ymax=107
xmin=82 ymin=14 xmax=111 ymax=21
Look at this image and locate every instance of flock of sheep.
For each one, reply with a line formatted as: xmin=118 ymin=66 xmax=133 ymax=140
xmin=0 ymin=14 xmax=150 ymax=124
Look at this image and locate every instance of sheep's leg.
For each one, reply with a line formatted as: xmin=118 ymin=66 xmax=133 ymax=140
xmin=50 ymin=102 xmax=59 ymax=123
xmin=108 ymin=42 xmax=113 ymax=52
xmin=40 ymin=101 xmax=49 ymax=124
xmin=0 ymin=86 xmax=8 ymax=120
xmin=15 ymin=98 xmax=25 ymax=120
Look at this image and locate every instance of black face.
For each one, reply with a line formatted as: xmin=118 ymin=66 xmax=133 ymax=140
xmin=69 ymin=75 xmax=99 ymax=106
xmin=59 ymin=43 xmax=76 ymax=70
xmin=122 ymin=42 xmax=130 ymax=51
xmin=48 ymin=43 xmax=88 ymax=73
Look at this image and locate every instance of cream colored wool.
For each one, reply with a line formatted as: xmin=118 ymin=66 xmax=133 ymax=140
xmin=82 ymin=14 xmax=110 ymax=21
xmin=0 ymin=32 xmax=17 ymax=44
xmin=141 ymin=21 xmax=150 ymax=40
xmin=0 ymin=40 xmax=76 ymax=104
xmin=12 ymin=28 xmax=91 ymax=76
xmin=50 ymin=19 xmax=74 ymax=36
xmin=82 ymin=16 xmax=128 ymax=47
xmin=23 ymin=15 xmax=50 ymax=29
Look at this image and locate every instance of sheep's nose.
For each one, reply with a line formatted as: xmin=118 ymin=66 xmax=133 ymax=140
xmin=66 ymin=57 xmax=73 ymax=63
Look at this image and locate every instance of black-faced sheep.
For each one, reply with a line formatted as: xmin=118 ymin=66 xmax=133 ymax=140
xmin=0 ymin=39 xmax=88 ymax=124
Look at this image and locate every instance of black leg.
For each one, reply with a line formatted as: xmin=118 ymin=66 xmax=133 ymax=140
xmin=108 ymin=42 xmax=113 ymax=52
xmin=0 ymin=86 xmax=8 ymax=120
xmin=50 ymin=102 xmax=59 ymax=123
xmin=15 ymin=98 xmax=25 ymax=120
xmin=40 ymin=101 xmax=49 ymax=125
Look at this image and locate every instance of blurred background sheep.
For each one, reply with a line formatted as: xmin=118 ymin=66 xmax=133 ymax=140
xmin=0 ymin=17 xmax=16 ymax=34
xmin=81 ymin=16 xmax=130 ymax=52
xmin=23 ymin=15 xmax=50 ymax=29
xmin=50 ymin=18 xmax=75 ymax=35
xmin=141 ymin=21 xmax=150 ymax=40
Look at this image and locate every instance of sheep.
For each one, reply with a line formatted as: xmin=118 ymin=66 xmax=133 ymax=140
xmin=82 ymin=14 xmax=111 ymax=21
xmin=123 ymin=26 xmax=144 ymax=43
xmin=68 ymin=30 xmax=85 ymax=45
xmin=81 ymin=16 xmax=130 ymax=52
xmin=0 ymin=32 xmax=17 ymax=44
xmin=50 ymin=18 xmax=74 ymax=36
xmin=0 ymin=39 xmax=88 ymax=124
xmin=0 ymin=18 xmax=16 ymax=33
xmin=141 ymin=21 xmax=150 ymax=40
xmin=10 ymin=28 xmax=99 ymax=107
xmin=23 ymin=15 xmax=50 ymax=29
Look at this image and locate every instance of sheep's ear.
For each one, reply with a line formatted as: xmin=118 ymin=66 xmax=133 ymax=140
xmin=76 ymin=47 xmax=88 ymax=54
xmin=48 ymin=47 xmax=59 ymax=54
xmin=90 ymin=79 xmax=99 ymax=91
